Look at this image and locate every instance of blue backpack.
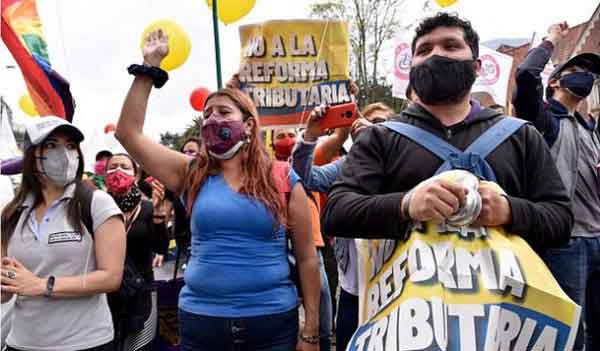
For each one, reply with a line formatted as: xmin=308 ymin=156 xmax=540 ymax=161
xmin=381 ymin=117 xmax=526 ymax=182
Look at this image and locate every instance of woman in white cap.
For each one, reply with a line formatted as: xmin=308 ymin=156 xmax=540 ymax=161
xmin=0 ymin=116 xmax=126 ymax=351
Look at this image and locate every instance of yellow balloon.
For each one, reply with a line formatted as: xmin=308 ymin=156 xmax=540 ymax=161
xmin=141 ymin=20 xmax=191 ymax=71
xmin=206 ymin=0 xmax=256 ymax=25
xmin=435 ymin=0 xmax=458 ymax=7
xmin=19 ymin=94 xmax=38 ymax=117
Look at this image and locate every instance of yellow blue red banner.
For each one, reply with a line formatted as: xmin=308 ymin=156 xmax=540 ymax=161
xmin=352 ymin=181 xmax=580 ymax=351
xmin=238 ymin=20 xmax=350 ymax=127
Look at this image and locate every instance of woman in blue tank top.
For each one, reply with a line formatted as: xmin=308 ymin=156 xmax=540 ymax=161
xmin=115 ymin=29 xmax=321 ymax=351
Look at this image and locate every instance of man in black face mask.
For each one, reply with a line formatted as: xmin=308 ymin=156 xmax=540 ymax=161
xmin=322 ymin=13 xmax=572 ymax=254
xmin=513 ymin=22 xmax=600 ymax=351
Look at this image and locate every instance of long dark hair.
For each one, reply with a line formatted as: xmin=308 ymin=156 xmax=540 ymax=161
xmin=183 ymin=88 xmax=286 ymax=226
xmin=1 ymin=142 xmax=87 ymax=251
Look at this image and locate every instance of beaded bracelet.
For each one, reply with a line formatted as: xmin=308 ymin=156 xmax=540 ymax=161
xmin=299 ymin=334 xmax=320 ymax=345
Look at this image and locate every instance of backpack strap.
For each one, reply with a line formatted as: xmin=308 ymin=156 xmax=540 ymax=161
xmin=78 ymin=184 xmax=95 ymax=238
xmin=382 ymin=117 xmax=526 ymax=181
xmin=464 ymin=117 xmax=526 ymax=156
xmin=271 ymin=160 xmax=293 ymax=208
xmin=271 ymin=160 xmax=319 ymax=205
xmin=382 ymin=121 xmax=463 ymax=162
xmin=435 ymin=117 xmax=526 ymax=181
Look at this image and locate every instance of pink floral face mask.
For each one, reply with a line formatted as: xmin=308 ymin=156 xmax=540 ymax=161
xmin=105 ymin=167 xmax=136 ymax=194
xmin=201 ymin=118 xmax=247 ymax=160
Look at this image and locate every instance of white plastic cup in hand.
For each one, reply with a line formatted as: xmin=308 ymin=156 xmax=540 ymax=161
xmin=406 ymin=171 xmax=471 ymax=223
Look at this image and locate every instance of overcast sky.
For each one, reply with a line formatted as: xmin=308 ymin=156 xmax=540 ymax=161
xmin=1 ymin=0 xmax=598 ymax=148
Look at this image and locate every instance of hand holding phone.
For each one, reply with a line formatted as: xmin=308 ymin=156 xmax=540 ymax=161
xmin=319 ymin=102 xmax=358 ymax=130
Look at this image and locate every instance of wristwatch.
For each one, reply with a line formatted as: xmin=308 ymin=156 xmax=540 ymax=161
xmin=44 ymin=276 xmax=55 ymax=298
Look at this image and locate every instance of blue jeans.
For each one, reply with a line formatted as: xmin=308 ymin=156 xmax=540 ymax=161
xmin=543 ymin=237 xmax=600 ymax=351
xmin=318 ymin=250 xmax=333 ymax=351
xmin=178 ymin=308 xmax=298 ymax=351
xmin=335 ymin=288 xmax=359 ymax=351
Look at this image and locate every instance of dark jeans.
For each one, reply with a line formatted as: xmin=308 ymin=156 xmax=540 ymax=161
xmin=335 ymin=288 xmax=359 ymax=351
xmin=322 ymin=240 xmax=339 ymax=327
xmin=178 ymin=308 xmax=298 ymax=351
xmin=543 ymin=236 xmax=600 ymax=351
xmin=317 ymin=250 xmax=332 ymax=351
xmin=6 ymin=341 xmax=113 ymax=351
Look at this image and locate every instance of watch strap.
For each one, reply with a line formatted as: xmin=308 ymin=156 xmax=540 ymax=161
xmin=44 ymin=276 xmax=55 ymax=298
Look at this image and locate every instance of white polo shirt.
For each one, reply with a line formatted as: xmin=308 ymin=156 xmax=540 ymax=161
xmin=6 ymin=184 xmax=122 ymax=351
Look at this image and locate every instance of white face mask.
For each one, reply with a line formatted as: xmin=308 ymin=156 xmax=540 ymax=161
xmin=208 ymin=140 xmax=245 ymax=160
xmin=106 ymin=166 xmax=135 ymax=176
xmin=39 ymin=145 xmax=79 ymax=186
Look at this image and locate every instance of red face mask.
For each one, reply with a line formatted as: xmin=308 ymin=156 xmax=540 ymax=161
xmin=273 ymin=136 xmax=296 ymax=161
xmin=94 ymin=159 xmax=107 ymax=175
xmin=105 ymin=168 xmax=136 ymax=194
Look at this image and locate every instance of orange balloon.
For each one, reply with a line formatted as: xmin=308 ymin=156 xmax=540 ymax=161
xmin=104 ymin=123 xmax=116 ymax=134
xmin=190 ymin=87 xmax=211 ymax=112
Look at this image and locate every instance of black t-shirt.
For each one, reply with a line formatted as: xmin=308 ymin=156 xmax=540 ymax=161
xmin=126 ymin=200 xmax=169 ymax=282
xmin=107 ymin=200 xmax=169 ymax=331
xmin=166 ymin=189 xmax=191 ymax=243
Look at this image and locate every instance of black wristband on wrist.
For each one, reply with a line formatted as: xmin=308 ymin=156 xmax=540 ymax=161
xmin=127 ymin=64 xmax=169 ymax=88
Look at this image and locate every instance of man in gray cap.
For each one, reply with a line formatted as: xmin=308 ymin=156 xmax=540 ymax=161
xmin=513 ymin=22 xmax=600 ymax=351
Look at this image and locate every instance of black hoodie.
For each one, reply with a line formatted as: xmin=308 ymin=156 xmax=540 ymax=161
xmin=322 ymin=103 xmax=573 ymax=253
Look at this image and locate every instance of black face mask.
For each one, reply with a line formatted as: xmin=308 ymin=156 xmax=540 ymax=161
xmin=409 ymin=55 xmax=477 ymax=105
xmin=559 ymin=71 xmax=595 ymax=98
xmin=112 ymin=186 xmax=142 ymax=213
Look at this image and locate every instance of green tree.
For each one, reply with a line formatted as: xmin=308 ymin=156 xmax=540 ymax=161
xmin=310 ymin=0 xmax=431 ymax=109
xmin=310 ymin=0 xmax=403 ymax=103
xmin=159 ymin=131 xmax=182 ymax=150
xmin=159 ymin=116 xmax=202 ymax=151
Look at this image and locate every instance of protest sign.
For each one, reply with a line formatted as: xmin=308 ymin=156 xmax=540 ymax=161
xmin=238 ymin=20 xmax=350 ymax=126
xmin=392 ymin=34 xmax=412 ymax=99
xmin=471 ymin=46 xmax=513 ymax=106
xmin=392 ymin=37 xmax=514 ymax=106
xmin=350 ymin=180 xmax=580 ymax=351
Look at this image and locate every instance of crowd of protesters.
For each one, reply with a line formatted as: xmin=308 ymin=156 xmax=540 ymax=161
xmin=1 ymin=11 xmax=599 ymax=351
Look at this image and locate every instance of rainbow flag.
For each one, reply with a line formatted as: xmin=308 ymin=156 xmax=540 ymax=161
xmin=1 ymin=0 xmax=74 ymax=121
